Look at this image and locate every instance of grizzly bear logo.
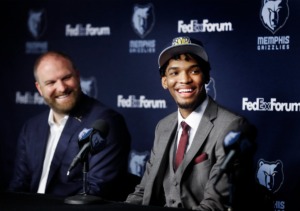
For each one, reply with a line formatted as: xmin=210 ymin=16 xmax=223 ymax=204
xmin=256 ymin=159 xmax=284 ymax=193
xmin=260 ymin=0 xmax=289 ymax=34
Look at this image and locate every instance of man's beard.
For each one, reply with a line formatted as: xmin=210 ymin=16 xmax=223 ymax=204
xmin=176 ymin=91 xmax=206 ymax=110
xmin=177 ymin=102 xmax=196 ymax=110
xmin=44 ymin=89 xmax=81 ymax=115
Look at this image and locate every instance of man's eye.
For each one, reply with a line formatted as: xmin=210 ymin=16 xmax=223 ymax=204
xmin=191 ymin=69 xmax=201 ymax=74
xmin=45 ymin=82 xmax=54 ymax=86
xmin=63 ymin=75 xmax=72 ymax=81
xmin=168 ymin=71 xmax=178 ymax=76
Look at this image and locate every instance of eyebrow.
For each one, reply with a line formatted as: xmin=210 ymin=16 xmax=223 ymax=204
xmin=42 ymin=73 xmax=74 ymax=84
xmin=166 ymin=64 xmax=200 ymax=72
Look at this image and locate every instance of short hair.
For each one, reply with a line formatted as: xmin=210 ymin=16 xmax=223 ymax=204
xmin=33 ymin=51 xmax=76 ymax=81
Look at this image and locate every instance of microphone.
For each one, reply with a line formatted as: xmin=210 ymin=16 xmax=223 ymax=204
xmin=78 ymin=128 xmax=93 ymax=147
xmin=67 ymin=119 xmax=109 ymax=176
xmin=214 ymin=125 xmax=256 ymax=186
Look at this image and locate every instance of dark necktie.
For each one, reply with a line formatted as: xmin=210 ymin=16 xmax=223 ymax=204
xmin=175 ymin=121 xmax=190 ymax=170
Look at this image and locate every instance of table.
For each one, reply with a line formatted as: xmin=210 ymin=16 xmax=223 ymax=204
xmin=0 ymin=191 xmax=186 ymax=211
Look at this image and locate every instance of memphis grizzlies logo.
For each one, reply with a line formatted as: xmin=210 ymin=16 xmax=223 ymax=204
xmin=80 ymin=77 xmax=98 ymax=99
xmin=128 ymin=150 xmax=150 ymax=177
xmin=256 ymin=159 xmax=284 ymax=193
xmin=260 ymin=0 xmax=289 ymax=34
xmin=205 ymin=77 xmax=217 ymax=100
xmin=27 ymin=9 xmax=47 ymax=39
xmin=131 ymin=4 xmax=155 ymax=39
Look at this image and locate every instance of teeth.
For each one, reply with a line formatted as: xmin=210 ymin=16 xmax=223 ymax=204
xmin=57 ymin=94 xmax=68 ymax=99
xmin=178 ymin=89 xmax=192 ymax=93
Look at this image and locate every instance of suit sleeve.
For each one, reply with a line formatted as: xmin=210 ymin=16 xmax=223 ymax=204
xmin=86 ymin=111 xmax=131 ymax=200
xmin=125 ymin=120 xmax=164 ymax=205
xmin=8 ymin=123 xmax=34 ymax=192
xmin=192 ymin=116 xmax=254 ymax=211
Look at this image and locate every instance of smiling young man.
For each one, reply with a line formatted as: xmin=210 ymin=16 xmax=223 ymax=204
xmin=161 ymin=53 xmax=208 ymax=119
xmin=9 ymin=51 xmax=131 ymax=200
xmin=125 ymin=37 xmax=256 ymax=210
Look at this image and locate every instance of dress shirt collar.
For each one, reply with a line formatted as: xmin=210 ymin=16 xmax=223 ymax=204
xmin=48 ymin=109 xmax=69 ymax=127
xmin=177 ymin=95 xmax=209 ymax=130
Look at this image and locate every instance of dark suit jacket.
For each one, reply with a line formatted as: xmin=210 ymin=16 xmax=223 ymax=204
xmin=9 ymin=94 xmax=131 ymax=200
xmin=126 ymin=97 xmax=252 ymax=210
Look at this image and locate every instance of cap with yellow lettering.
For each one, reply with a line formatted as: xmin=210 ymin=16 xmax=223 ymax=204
xmin=158 ymin=36 xmax=208 ymax=68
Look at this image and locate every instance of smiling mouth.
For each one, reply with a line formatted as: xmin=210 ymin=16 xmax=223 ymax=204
xmin=56 ymin=95 xmax=69 ymax=99
xmin=56 ymin=91 xmax=72 ymax=99
xmin=178 ymin=88 xmax=193 ymax=93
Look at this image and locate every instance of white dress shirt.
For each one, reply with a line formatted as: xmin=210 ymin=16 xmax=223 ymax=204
xmin=37 ymin=110 xmax=69 ymax=194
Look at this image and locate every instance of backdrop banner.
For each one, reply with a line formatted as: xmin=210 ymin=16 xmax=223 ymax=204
xmin=1 ymin=0 xmax=299 ymax=210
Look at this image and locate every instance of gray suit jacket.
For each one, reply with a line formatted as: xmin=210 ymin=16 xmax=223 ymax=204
xmin=126 ymin=97 xmax=250 ymax=210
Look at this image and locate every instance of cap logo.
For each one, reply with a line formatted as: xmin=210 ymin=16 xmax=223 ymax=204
xmin=172 ymin=37 xmax=191 ymax=46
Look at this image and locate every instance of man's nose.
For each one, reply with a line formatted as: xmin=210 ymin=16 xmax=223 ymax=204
xmin=55 ymin=80 xmax=67 ymax=92
xmin=179 ymin=72 xmax=192 ymax=83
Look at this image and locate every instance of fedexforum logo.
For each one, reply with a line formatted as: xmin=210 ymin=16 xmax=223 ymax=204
xmin=65 ymin=24 xmax=110 ymax=37
xmin=178 ymin=19 xmax=233 ymax=33
xmin=257 ymin=0 xmax=290 ymax=51
xmin=242 ymin=98 xmax=300 ymax=112
xmin=117 ymin=95 xmax=167 ymax=109
xmin=16 ymin=91 xmax=45 ymax=105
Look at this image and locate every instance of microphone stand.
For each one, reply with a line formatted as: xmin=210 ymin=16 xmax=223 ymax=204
xmin=64 ymin=154 xmax=103 ymax=205
xmin=82 ymin=161 xmax=88 ymax=194
xmin=227 ymin=170 xmax=234 ymax=211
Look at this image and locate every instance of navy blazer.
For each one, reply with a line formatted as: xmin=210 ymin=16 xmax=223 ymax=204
xmin=9 ymin=94 xmax=131 ymax=200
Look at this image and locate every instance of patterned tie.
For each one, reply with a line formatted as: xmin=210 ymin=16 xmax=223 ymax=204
xmin=175 ymin=121 xmax=190 ymax=170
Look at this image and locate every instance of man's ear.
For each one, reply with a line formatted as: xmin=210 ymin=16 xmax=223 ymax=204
xmin=161 ymin=76 xmax=168 ymax=89
xmin=35 ymin=81 xmax=43 ymax=96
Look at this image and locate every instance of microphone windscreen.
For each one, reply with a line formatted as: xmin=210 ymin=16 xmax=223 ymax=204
xmin=78 ymin=128 xmax=93 ymax=140
xmin=91 ymin=119 xmax=109 ymax=138
xmin=223 ymin=131 xmax=241 ymax=148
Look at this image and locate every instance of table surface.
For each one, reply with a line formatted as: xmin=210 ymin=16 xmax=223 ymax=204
xmin=0 ymin=191 xmax=186 ymax=211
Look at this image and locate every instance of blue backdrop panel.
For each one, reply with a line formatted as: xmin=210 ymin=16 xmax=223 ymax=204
xmin=1 ymin=0 xmax=299 ymax=210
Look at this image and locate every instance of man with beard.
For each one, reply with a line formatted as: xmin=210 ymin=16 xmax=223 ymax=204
xmin=8 ymin=51 xmax=131 ymax=200
xmin=125 ymin=37 xmax=258 ymax=210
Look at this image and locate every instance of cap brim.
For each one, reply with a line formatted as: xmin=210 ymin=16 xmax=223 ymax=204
xmin=158 ymin=43 xmax=208 ymax=68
